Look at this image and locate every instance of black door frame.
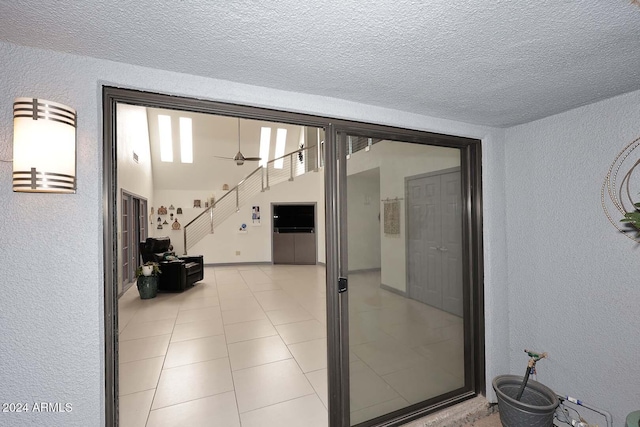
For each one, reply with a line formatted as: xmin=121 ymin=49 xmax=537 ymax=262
xmin=102 ymin=86 xmax=484 ymax=427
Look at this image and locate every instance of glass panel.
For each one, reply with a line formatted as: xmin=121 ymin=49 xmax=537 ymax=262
xmin=121 ymin=195 xmax=130 ymax=285
xmin=345 ymin=136 xmax=465 ymax=425
xmin=140 ymin=199 xmax=147 ymax=241
xmin=158 ymin=114 xmax=173 ymax=162
xmin=131 ymin=199 xmax=140 ymax=275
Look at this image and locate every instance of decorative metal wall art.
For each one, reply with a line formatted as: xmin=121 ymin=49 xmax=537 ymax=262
xmin=602 ymin=136 xmax=640 ymax=243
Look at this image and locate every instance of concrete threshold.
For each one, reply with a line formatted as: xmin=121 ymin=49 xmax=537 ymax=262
xmin=400 ymin=396 xmax=499 ymax=427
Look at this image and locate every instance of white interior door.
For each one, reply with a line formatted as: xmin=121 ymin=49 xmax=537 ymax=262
xmin=407 ymin=169 xmax=462 ymax=316
xmin=440 ymin=171 xmax=463 ymax=316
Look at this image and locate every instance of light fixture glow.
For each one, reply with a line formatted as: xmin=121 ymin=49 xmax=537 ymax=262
xmin=13 ymin=97 xmax=77 ymax=193
xmin=273 ymin=128 xmax=287 ymax=169
xmin=179 ymin=117 xmax=193 ymax=163
xmin=259 ymin=127 xmax=271 ymax=168
xmin=158 ymin=115 xmax=173 ymax=162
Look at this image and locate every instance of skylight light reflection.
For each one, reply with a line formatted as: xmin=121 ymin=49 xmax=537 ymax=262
xmin=179 ymin=117 xmax=193 ymax=163
xmin=273 ymin=128 xmax=287 ymax=169
xmin=158 ymin=115 xmax=173 ymax=162
xmin=259 ymin=127 xmax=271 ymax=168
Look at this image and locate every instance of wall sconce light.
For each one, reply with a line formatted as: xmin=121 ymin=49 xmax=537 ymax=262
xmin=13 ymin=97 xmax=77 ymax=193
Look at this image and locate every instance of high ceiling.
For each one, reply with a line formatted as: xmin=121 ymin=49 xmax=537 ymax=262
xmin=2 ymin=1 xmax=640 ymax=127
xmin=145 ymin=108 xmax=309 ymax=191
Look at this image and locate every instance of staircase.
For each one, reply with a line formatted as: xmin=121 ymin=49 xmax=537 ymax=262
xmin=182 ymin=144 xmax=320 ymax=254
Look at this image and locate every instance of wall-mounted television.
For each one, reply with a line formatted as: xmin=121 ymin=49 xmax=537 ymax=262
xmin=273 ymin=204 xmax=315 ymax=233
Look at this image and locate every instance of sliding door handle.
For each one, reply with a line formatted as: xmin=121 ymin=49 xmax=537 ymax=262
xmin=338 ymin=277 xmax=348 ymax=293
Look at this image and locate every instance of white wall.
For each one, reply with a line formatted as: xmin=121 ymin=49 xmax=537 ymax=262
xmin=0 ymin=40 xmax=504 ymax=426
xmin=347 ymin=168 xmax=381 ymax=271
xmin=190 ymin=170 xmax=325 ymax=264
xmin=151 ymin=188 xmax=227 ymax=254
xmin=116 ymin=104 xmax=154 ymax=293
xmin=504 ymin=89 xmax=640 ymax=422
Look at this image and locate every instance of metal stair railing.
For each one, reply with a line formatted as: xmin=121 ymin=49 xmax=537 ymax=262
xmin=183 ymin=144 xmax=317 ymax=254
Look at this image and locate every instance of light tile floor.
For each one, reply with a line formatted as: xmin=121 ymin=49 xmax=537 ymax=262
xmin=118 ymin=265 xmax=464 ymax=427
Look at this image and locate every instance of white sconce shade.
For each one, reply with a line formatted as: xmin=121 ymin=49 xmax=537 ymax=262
xmin=13 ymin=98 xmax=77 ymax=193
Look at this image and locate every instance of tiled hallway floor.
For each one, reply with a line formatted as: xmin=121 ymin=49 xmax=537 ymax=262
xmin=118 ymin=265 xmax=464 ymax=427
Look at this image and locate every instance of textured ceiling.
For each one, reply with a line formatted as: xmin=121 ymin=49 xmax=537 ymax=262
xmin=1 ymin=1 xmax=640 ymax=127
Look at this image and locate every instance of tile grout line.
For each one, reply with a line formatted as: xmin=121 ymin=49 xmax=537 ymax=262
xmin=144 ymin=311 xmax=178 ymax=426
xmin=148 ymin=273 xmax=227 ymax=423
xmin=243 ymin=270 xmax=327 ymax=418
xmin=228 ymin=270 xmax=249 ymax=427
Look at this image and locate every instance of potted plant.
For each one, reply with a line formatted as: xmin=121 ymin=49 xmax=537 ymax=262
xmin=136 ymin=261 xmax=161 ymax=277
xmin=135 ymin=262 xmax=161 ymax=299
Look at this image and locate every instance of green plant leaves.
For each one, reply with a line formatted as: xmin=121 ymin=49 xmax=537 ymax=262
xmin=621 ymin=211 xmax=640 ymax=233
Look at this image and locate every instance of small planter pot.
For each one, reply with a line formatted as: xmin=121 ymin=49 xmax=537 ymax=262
xmin=137 ymin=276 xmax=158 ymax=299
xmin=141 ymin=265 xmax=154 ymax=277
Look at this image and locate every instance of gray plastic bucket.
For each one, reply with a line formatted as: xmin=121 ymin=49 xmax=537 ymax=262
xmin=493 ymin=375 xmax=559 ymax=427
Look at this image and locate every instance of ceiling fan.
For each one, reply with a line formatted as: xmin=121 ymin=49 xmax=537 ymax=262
xmin=214 ymin=118 xmax=261 ymax=166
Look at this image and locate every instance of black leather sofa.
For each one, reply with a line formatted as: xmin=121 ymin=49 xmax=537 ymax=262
xmin=139 ymin=237 xmax=204 ymax=292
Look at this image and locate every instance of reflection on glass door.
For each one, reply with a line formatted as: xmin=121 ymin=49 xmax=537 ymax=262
xmin=342 ymin=135 xmax=466 ymax=425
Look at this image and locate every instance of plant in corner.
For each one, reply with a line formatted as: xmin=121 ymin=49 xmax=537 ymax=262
xmin=135 ymin=262 xmax=161 ymax=299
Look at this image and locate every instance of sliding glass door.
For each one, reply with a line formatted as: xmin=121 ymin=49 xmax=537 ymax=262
xmin=328 ymin=129 xmax=482 ymax=426
xmin=104 ymin=87 xmax=482 ymax=427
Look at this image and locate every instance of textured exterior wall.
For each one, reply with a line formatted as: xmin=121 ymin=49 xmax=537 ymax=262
xmin=0 ymin=41 xmax=504 ymax=426
xmin=504 ymin=89 xmax=640 ymax=423
xmin=481 ymin=128 xmax=509 ymax=403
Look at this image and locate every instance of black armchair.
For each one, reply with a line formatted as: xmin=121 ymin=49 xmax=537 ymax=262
xmin=139 ymin=237 xmax=204 ymax=292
